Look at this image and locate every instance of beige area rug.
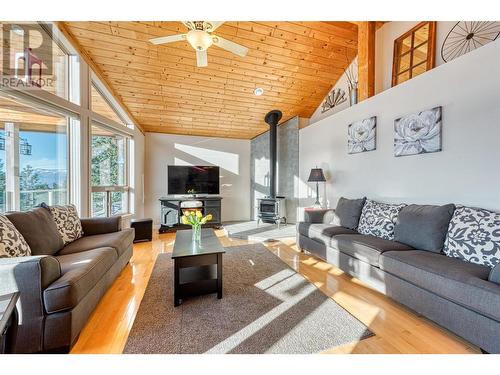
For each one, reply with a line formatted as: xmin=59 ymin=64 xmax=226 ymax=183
xmin=124 ymin=244 xmax=373 ymax=354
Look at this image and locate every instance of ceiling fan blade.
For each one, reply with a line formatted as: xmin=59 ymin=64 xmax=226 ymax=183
xmin=205 ymin=21 xmax=224 ymax=32
xmin=149 ymin=34 xmax=186 ymax=45
xmin=182 ymin=21 xmax=195 ymax=30
xmin=196 ymin=50 xmax=208 ymax=67
xmin=212 ymin=36 xmax=248 ymax=57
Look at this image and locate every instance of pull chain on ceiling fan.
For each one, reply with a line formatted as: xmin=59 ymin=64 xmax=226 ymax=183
xmin=149 ymin=21 xmax=249 ymax=67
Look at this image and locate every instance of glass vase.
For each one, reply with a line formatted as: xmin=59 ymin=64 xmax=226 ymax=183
xmin=349 ymin=86 xmax=358 ymax=106
xmin=192 ymin=224 xmax=201 ymax=243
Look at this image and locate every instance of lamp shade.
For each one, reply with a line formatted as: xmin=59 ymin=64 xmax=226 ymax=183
xmin=307 ymin=168 xmax=326 ymax=182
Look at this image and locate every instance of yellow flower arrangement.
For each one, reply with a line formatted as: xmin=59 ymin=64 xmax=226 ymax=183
xmin=181 ymin=210 xmax=213 ymax=226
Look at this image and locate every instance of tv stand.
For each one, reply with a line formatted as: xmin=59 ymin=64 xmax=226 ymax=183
xmin=159 ymin=195 xmax=222 ymax=233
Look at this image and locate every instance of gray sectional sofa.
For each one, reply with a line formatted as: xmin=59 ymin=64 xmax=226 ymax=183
xmin=0 ymin=208 xmax=134 ymax=353
xmin=297 ymin=199 xmax=500 ymax=353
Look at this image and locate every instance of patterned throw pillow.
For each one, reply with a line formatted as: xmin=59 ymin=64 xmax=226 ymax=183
xmin=43 ymin=204 xmax=83 ymax=246
xmin=0 ymin=214 xmax=32 ymax=257
xmin=444 ymin=206 xmax=500 ymax=268
xmin=357 ymin=199 xmax=406 ymax=240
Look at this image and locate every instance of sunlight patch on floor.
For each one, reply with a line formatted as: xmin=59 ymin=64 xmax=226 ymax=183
xmin=205 ymin=271 xmax=319 ymax=354
xmin=332 ymin=290 xmax=381 ymax=323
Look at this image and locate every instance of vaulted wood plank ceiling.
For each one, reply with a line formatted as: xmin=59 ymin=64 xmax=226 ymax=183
xmin=61 ymin=21 xmax=358 ymax=139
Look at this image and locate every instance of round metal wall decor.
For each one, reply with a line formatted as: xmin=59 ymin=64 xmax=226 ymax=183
xmin=441 ymin=21 xmax=500 ymax=62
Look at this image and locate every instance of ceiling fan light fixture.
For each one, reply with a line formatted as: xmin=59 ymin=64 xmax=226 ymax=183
xmin=186 ymin=30 xmax=213 ymax=51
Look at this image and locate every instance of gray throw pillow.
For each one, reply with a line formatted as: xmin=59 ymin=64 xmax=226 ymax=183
xmin=490 ymin=263 xmax=500 ymax=285
xmin=332 ymin=197 xmax=366 ymax=230
xmin=6 ymin=207 xmax=64 ymax=256
xmin=394 ymin=204 xmax=455 ymax=252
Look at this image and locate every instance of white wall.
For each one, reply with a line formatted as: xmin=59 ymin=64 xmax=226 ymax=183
xmin=310 ymin=58 xmax=356 ymax=123
xmin=144 ymin=133 xmax=251 ymax=224
xmin=299 ymin=40 xmax=500 ymax=218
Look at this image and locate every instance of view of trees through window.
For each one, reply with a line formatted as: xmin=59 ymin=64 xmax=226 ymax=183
xmin=91 ymin=124 xmax=127 ymax=217
xmin=0 ymin=96 xmax=68 ymax=213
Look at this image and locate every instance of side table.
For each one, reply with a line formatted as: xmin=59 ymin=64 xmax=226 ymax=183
xmin=0 ymin=292 xmax=19 ymax=354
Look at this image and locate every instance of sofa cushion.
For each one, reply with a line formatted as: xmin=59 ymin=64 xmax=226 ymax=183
xmin=303 ymin=209 xmax=335 ymax=224
xmin=331 ymin=234 xmax=414 ymax=266
xmin=58 ymin=228 xmax=135 ymax=258
xmin=331 ymin=197 xmax=366 ymax=230
xmin=44 ymin=247 xmax=117 ymax=313
xmin=444 ymin=205 xmax=500 ymax=268
xmin=42 ymin=203 xmax=83 ymax=245
xmin=297 ymin=223 xmax=357 ymax=245
xmin=0 ymin=214 xmax=32 ymax=257
xmin=357 ymin=199 xmax=406 ymax=240
xmin=6 ymin=208 xmax=64 ymax=256
xmin=394 ymin=204 xmax=455 ymax=252
xmin=380 ymin=250 xmax=500 ymax=322
xmin=80 ymin=216 xmax=121 ymax=236
xmin=490 ymin=264 xmax=500 ymax=285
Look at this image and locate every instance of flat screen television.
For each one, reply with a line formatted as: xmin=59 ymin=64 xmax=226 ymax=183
xmin=168 ymin=165 xmax=220 ymax=195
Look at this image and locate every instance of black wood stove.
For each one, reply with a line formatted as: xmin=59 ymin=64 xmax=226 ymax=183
xmin=257 ymin=109 xmax=287 ymax=227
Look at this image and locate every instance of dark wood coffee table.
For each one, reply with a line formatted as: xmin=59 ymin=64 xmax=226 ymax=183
xmin=171 ymin=228 xmax=225 ymax=306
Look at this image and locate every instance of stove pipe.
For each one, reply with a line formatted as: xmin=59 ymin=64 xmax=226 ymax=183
xmin=264 ymin=110 xmax=282 ymax=198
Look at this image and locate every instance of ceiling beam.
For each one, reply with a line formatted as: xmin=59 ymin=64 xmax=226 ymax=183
xmin=357 ymin=21 xmax=376 ymax=102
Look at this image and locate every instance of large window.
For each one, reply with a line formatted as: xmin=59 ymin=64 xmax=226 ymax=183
xmin=91 ymin=84 xmax=125 ymax=125
xmin=0 ymin=94 xmax=70 ymax=212
xmin=1 ymin=22 xmax=136 ymax=218
xmin=91 ymin=123 xmax=129 ymax=217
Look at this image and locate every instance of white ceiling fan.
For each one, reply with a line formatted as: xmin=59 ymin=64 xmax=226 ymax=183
xmin=149 ymin=21 xmax=249 ymax=67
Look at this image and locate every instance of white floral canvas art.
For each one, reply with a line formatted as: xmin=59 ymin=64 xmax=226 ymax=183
xmin=348 ymin=116 xmax=376 ymax=154
xmin=394 ymin=106 xmax=442 ymax=157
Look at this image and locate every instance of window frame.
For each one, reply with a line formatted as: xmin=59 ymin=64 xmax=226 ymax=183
xmin=89 ymin=121 xmax=131 ymax=217
xmin=391 ymin=21 xmax=437 ymax=87
xmin=0 ymin=89 xmax=77 ymax=212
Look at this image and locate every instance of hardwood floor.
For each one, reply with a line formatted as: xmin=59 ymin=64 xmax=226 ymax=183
xmin=70 ymin=230 xmax=479 ymax=354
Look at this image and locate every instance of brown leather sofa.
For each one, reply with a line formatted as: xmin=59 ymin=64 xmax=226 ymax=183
xmin=0 ymin=207 xmax=134 ymax=353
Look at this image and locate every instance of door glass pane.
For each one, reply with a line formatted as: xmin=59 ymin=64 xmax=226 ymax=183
xmin=91 ymin=192 xmax=107 ymax=217
xmin=414 ymin=23 xmax=429 ymax=46
xmin=91 ymin=85 xmax=125 ymax=125
xmin=397 ymin=70 xmax=410 ymax=84
xmin=398 ymin=52 xmax=411 ymax=72
xmin=91 ymin=124 xmax=126 ymax=187
xmin=0 ymin=94 xmax=69 ymax=212
xmin=400 ymin=34 xmax=413 ymax=54
xmin=413 ymin=42 xmax=428 ymax=66
xmin=412 ymin=61 xmax=428 ymax=78
xmin=91 ymin=123 xmax=128 ymax=217
xmin=110 ymin=191 xmax=127 ymax=216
